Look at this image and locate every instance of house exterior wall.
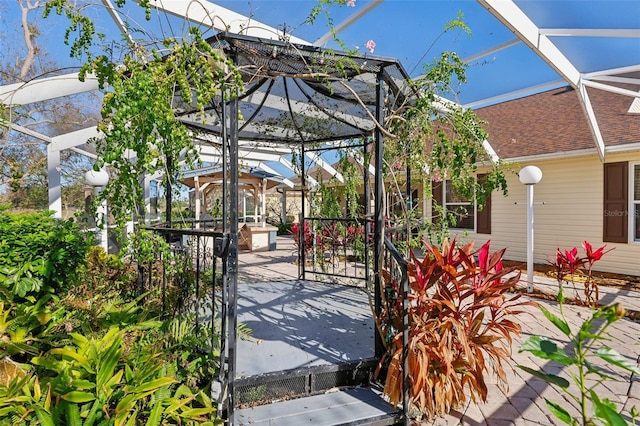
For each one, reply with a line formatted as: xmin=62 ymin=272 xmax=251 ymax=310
xmin=457 ymin=152 xmax=640 ymax=276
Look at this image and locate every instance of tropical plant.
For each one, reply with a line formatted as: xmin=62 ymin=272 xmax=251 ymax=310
xmin=0 ymin=326 xmax=220 ymax=425
xmin=376 ymin=238 xmax=532 ymax=419
xmin=548 ymin=241 xmax=613 ymax=307
xmin=0 ymin=207 xmax=91 ymax=301
xmin=0 ymin=207 xmax=223 ymax=424
xmin=518 ymin=290 xmax=640 ymax=426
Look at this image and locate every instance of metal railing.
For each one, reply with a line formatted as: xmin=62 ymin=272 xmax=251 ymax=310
xmin=382 ymin=227 xmax=410 ymax=426
xmin=143 ymin=222 xmax=230 ymax=412
xmin=297 ymin=217 xmax=374 ymax=284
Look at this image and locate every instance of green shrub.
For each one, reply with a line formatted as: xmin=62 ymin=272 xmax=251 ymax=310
xmin=0 ymin=207 xmax=91 ymax=300
xmin=0 ymin=209 xmax=222 ymax=424
xmin=276 ymin=222 xmax=293 ymax=236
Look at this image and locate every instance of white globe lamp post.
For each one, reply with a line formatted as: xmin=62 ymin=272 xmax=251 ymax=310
xmin=85 ymin=168 xmax=110 ymax=252
xmin=519 ymin=166 xmax=542 ymax=292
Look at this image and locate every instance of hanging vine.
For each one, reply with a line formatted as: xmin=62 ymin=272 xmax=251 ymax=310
xmin=384 ymin=43 xmax=512 ymax=242
xmin=44 ymin=1 xmax=243 ymax=228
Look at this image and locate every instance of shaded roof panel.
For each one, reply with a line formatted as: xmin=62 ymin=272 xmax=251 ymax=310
xmin=181 ymin=165 xmax=284 ymax=190
xmin=177 ymin=32 xmax=417 ymax=145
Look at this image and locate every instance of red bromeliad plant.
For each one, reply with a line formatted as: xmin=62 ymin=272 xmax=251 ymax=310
xmin=547 ymin=241 xmax=612 ymax=307
xmin=377 ymin=239 xmax=533 ymax=418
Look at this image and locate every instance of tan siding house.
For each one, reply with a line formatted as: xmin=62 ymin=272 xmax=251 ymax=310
xmin=452 ymin=85 xmax=640 ymax=276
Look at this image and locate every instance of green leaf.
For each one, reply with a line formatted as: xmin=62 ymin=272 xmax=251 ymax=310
xmin=49 ymin=348 xmax=94 ymax=373
xmin=590 ymin=390 xmax=627 ymax=426
xmin=115 ymin=394 xmax=137 ymax=414
xmin=97 ymin=339 xmax=123 ymax=391
xmin=145 ymin=399 xmax=163 ymax=426
xmin=518 ymin=365 xmax=570 ymax=388
xmin=34 ymin=407 xmax=55 ymax=426
xmin=180 ymin=407 xmax=215 ymax=419
xmin=66 ymin=401 xmax=83 ymax=426
xmin=540 ymin=305 xmax=571 ymax=336
xmin=583 ymin=360 xmax=613 ymax=380
xmin=545 ymin=399 xmax=575 ymax=425
xmin=83 ymin=399 xmax=103 ymax=426
xmin=519 ymin=336 xmax=576 ymax=366
xmin=71 ymin=379 xmax=96 ymax=390
xmin=61 ymin=391 xmax=96 ymax=403
xmin=128 ymin=377 xmax=175 ymax=394
xmin=104 ymin=369 xmax=124 ymax=392
xmin=595 ymin=346 xmax=640 ymax=375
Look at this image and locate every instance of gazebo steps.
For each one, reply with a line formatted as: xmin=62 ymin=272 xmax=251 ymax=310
xmin=234 ymin=387 xmax=401 ymax=426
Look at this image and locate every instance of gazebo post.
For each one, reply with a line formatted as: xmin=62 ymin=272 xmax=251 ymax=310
xmin=373 ymin=70 xmax=385 ymax=360
xmin=194 ymin=175 xmax=201 ymax=229
xmin=262 ymin=178 xmax=267 ymax=227
xmin=227 ymin=93 xmax=239 ymax=425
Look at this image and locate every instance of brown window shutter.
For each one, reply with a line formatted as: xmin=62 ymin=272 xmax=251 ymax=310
xmin=476 ymin=174 xmax=492 ymax=234
xmin=603 ymin=162 xmax=628 ymax=243
xmin=432 ymin=180 xmax=443 ymax=223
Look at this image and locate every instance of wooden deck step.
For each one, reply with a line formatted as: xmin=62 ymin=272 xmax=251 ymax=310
xmin=234 ymin=387 xmax=401 ymax=426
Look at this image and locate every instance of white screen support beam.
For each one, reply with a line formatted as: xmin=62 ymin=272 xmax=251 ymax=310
xmin=144 ymin=0 xmax=308 ymax=44
xmin=478 ymin=0 xmax=607 ymax=161
xmin=478 ymin=0 xmax=581 ymax=86
xmin=314 ymin=0 xmax=383 ymax=47
xmin=579 ymin=82 xmax=606 ymax=161
xmin=305 ymin=152 xmax=344 ymax=183
xmin=50 ymin=126 xmax=101 ymax=152
xmin=0 ymin=73 xmax=99 ymax=106
xmin=47 ymin=145 xmax=62 ymax=219
xmin=1 ymin=121 xmax=53 ymax=143
xmin=258 ymin=163 xmax=294 ymax=188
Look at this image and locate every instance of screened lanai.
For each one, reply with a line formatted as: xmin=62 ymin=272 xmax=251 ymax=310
xmin=2 ymin=0 xmax=638 ymax=219
xmin=0 ymin=2 xmax=639 ymax=425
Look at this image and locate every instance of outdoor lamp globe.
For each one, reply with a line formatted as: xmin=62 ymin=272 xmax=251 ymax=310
xmin=85 ymin=168 xmax=109 ymax=187
xmin=519 ymin=165 xmax=542 ymax=185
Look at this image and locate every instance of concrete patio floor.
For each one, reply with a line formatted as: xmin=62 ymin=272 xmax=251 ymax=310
xmin=235 ymin=235 xmax=640 ymax=425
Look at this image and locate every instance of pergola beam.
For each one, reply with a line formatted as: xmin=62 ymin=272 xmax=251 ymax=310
xmin=257 ymin=163 xmax=294 ymax=188
xmin=305 ymin=152 xmax=344 ymax=183
xmin=144 ymin=0 xmax=308 ymax=44
xmin=0 ymin=73 xmax=99 ymax=105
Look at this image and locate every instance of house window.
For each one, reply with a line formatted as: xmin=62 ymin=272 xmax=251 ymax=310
xmin=444 ymin=180 xmax=475 ymax=230
xmin=432 ymin=175 xmax=491 ymax=234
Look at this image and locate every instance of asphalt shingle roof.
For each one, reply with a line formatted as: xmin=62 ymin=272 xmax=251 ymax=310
xmin=475 ymin=85 xmax=640 ymax=159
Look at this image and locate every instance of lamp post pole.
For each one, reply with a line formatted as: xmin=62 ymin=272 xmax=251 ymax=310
xmin=519 ymin=166 xmax=542 ymax=293
xmin=85 ymin=169 xmax=110 ymax=253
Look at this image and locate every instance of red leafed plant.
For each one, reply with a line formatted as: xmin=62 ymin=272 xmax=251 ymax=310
xmin=291 ymin=221 xmax=314 ymax=252
xmin=547 ymin=241 xmax=613 ymax=307
xmin=376 ymin=239 xmax=534 ymax=418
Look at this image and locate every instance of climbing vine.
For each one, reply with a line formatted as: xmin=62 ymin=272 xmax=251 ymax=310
xmin=44 ymin=1 xmax=243 ymax=228
xmin=384 ymin=41 xmax=511 ymax=242
xmin=43 ymin=0 xmax=511 ymax=240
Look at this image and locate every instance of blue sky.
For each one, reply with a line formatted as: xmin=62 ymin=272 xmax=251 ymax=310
xmin=2 ymin=0 xmax=638 ymax=180
xmin=4 ymin=1 xmax=638 ymax=107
